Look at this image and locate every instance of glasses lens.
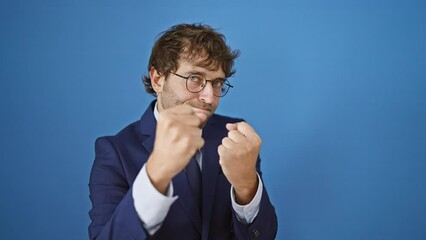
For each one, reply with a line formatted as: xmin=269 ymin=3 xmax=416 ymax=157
xmin=217 ymin=81 xmax=232 ymax=97
xmin=186 ymin=74 xmax=204 ymax=92
xmin=220 ymin=83 xmax=229 ymax=97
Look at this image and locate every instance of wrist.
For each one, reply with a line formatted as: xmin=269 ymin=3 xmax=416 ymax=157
xmin=233 ymin=172 xmax=258 ymax=205
xmin=146 ymin=157 xmax=172 ymax=194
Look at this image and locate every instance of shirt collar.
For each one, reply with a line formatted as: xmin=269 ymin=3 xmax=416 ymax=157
xmin=153 ymin=101 xmax=160 ymax=121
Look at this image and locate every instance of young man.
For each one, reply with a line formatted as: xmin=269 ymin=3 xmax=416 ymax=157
xmin=89 ymin=23 xmax=278 ymax=240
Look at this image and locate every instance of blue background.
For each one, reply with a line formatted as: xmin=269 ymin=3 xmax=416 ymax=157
xmin=1 ymin=0 xmax=425 ymax=239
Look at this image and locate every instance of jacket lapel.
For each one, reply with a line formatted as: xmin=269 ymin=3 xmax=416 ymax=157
xmin=139 ymin=101 xmax=157 ymax=154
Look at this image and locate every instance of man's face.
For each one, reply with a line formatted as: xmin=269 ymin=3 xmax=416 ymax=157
xmin=154 ymin=58 xmax=224 ymax=127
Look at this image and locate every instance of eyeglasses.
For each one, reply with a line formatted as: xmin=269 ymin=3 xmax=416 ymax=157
xmin=171 ymin=72 xmax=233 ymax=97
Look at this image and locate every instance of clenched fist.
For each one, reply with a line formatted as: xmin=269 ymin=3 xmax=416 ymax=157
xmin=147 ymin=105 xmax=205 ymax=194
xmin=218 ymin=122 xmax=261 ymax=204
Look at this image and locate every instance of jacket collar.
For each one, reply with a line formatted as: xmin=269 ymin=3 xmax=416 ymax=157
xmin=138 ymin=101 xmax=157 ymax=153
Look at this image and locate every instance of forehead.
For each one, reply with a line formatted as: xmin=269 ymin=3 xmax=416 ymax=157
xmin=177 ymin=58 xmax=225 ymax=79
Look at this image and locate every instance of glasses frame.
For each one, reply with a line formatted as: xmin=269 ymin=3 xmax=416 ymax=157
xmin=171 ymin=72 xmax=233 ymax=97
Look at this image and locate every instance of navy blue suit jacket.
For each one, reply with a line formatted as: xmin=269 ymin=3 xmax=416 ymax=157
xmin=89 ymin=101 xmax=278 ymax=239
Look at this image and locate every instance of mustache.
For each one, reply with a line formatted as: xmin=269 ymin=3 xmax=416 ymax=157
xmin=188 ymin=101 xmax=214 ymax=112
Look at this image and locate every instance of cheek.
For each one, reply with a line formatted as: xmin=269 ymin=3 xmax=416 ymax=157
xmin=214 ymin=98 xmax=220 ymax=107
xmin=210 ymin=98 xmax=220 ymax=111
xmin=161 ymin=83 xmax=187 ymax=105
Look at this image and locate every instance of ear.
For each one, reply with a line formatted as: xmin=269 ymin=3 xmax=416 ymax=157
xmin=150 ymin=67 xmax=165 ymax=93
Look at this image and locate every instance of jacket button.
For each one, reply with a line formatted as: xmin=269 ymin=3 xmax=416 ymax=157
xmin=252 ymin=228 xmax=260 ymax=238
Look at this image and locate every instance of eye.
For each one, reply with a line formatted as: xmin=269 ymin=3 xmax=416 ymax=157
xmin=212 ymin=81 xmax=224 ymax=88
xmin=188 ymin=74 xmax=204 ymax=83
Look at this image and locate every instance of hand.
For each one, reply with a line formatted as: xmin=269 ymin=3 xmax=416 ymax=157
xmin=218 ymin=122 xmax=261 ymax=204
xmin=147 ymin=105 xmax=205 ymax=194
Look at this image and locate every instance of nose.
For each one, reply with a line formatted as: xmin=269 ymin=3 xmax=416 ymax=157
xmin=199 ymin=81 xmax=216 ymax=103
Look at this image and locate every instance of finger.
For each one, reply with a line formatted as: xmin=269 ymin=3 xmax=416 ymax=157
xmin=169 ymin=104 xmax=195 ymax=115
xmin=227 ymin=129 xmax=246 ymax=143
xmin=236 ymin=122 xmax=258 ymax=138
xmin=182 ymin=102 xmax=207 ymax=125
xmin=221 ymin=137 xmax=238 ymax=149
xmin=217 ymin=144 xmax=229 ymax=158
xmin=193 ymin=112 xmax=207 ymax=127
xmin=177 ymin=129 xmax=204 ymax=152
xmin=192 ymin=137 xmax=205 ymax=150
xmin=174 ymin=114 xmax=201 ymax=127
xmin=179 ymin=125 xmax=203 ymax=137
xmin=226 ymin=123 xmax=238 ymax=131
xmin=159 ymin=105 xmax=195 ymax=123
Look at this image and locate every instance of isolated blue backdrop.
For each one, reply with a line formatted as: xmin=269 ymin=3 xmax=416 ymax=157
xmin=1 ymin=0 xmax=425 ymax=239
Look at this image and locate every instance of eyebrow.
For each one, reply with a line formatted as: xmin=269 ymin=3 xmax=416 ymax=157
xmin=185 ymin=71 xmax=226 ymax=82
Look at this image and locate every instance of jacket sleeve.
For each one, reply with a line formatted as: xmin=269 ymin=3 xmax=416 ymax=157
xmin=231 ymin=157 xmax=278 ymax=240
xmin=232 ymin=187 xmax=278 ymax=239
xmin=88 ymin=137 xmax=149 ymax=240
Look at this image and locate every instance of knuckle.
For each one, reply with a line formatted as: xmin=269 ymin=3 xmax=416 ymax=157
xmin=218 ymin=159 xmax=224 ymax=166
xmin=228 ymin=130 xmax=237 ymax=139
xmin=218 ymin=145 xmax=224 ymax=154
xmin=182 ymin=135 xmax=192 ymax=147
xmin=253 ymin=135 xmax=262 ymax=147
xmin=162 ymin=117 xmax=174 ymax=128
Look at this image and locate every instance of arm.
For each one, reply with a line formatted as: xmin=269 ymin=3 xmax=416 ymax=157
xmin=88 ymin=137 xmax=149 ymax=240
xmin=218 ymin=122 xmax=278 ymax=239
xmin=89 ymin=105 xmax=204 ymax=239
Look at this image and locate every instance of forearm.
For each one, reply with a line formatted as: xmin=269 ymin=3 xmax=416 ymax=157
xmin=231 ymin=173 xmax=263 ymax=224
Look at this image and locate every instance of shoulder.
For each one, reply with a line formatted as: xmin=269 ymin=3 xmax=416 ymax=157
xmin=96 ymin=119 xmax=141 ymax=148
xmin=205 ymin=113 xmax=244 ymax=136
xmin=209 ymin=113 xmax=244 ymax=126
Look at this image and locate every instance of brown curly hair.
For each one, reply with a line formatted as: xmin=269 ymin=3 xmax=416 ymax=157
xmin=142 ymin=23 xmax=240 ymax=95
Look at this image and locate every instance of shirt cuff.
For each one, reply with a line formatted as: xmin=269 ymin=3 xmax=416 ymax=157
xmin=230 ymin=173 xmax=263 ymax=224
xmin=132 ymin=164 xmax=178 ymax=235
